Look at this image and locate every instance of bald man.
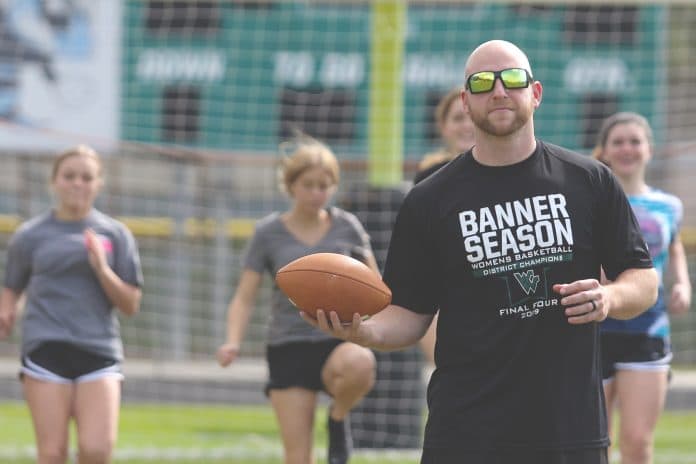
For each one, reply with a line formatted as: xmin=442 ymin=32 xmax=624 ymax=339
xmin=303 ymin=40 xmax=658 ymax=463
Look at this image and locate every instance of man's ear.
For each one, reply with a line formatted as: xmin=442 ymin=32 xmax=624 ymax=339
xmin=532 ymin=81 xmax=543 ymax=109
xmin=460 ymin=89 xmax=468 ymax=111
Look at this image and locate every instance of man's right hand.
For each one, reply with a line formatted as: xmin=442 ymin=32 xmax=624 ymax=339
xmin=301 ymin=309 xmax=376 ymax=348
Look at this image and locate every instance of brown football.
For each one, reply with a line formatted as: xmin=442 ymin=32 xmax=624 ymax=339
xmin=275 ymin=252 xmax=391 ymax=322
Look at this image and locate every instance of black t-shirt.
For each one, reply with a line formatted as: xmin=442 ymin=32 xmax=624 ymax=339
xmin=383 ymin=140 xmax=653 ymax=451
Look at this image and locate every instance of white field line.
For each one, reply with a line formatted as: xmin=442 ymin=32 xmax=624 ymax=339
xmin=1 ymin=447 xmax=694 ymax=462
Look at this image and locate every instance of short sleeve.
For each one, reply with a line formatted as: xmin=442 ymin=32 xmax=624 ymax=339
xmin=4 ymin=228 xmax=32 ymax=292
xmin=243 ymin=223 xmax=268 ymax=274
xmin=113 ymin=224 xmax=144 ymax=287
xmin=596 ymin=166 xmax=653 ymax=280
xmin=671 ymin=196 xmax=684 ymax=241
xmin=382 ymin=194 xmax=438 ymax=314
xmin=341 ymin=209 xmax=373 ymax=262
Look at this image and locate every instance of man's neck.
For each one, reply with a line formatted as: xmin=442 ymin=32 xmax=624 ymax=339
xmin=472 ymin=126 xmax=537 ymax=167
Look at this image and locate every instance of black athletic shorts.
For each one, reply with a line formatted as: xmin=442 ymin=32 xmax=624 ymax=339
xmin=21 ymin=340 xmax=122 ymax=384
xmin=601 ymin=332 xmax=671 ymax=381
xmin=420 ymin=446 xmax=608 ymax=464
xmin=265 ymin=338 xmax=344 ymax=396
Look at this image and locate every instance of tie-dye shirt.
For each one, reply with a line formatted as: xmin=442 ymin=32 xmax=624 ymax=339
xmin=601 ymin=187 xmax=683 ymax=340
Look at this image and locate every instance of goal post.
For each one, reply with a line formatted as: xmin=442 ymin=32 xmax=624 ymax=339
xmin=368 ymin=0 xmax=406 ymax=187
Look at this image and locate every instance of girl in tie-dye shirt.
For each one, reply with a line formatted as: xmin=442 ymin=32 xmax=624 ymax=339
xmin=594 ymin=112 xmax=691 ymax=464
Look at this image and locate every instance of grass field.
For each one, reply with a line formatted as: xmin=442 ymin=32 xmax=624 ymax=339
xmin=0 ymin=402 xmax=694 ymax=463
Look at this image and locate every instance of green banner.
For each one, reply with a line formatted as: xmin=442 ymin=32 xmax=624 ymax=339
xmin=122 ymin=2 xmax=665 ymax=158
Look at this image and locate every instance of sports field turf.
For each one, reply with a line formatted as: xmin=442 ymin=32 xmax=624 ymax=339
xmin=0 ymin=402 xmax=694 ymax=463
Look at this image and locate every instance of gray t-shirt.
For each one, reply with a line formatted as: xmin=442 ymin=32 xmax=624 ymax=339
xmin=244 ymin=206 xmax=372 ymax=346
xmin=4 ymin=209 xmax=143 ymax=361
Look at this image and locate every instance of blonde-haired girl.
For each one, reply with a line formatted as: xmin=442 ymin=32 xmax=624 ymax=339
xmin=217 ymin=136 xmax=378 ymax=464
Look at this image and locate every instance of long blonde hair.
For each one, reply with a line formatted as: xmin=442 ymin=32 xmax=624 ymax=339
xmin=418 ymin=150 xmax=453 ymax=171
xmin=277 ymin=135 xmax=340 ymax=195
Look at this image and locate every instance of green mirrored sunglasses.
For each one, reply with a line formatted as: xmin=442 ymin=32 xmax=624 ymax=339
xmin=465 ymin=68 xmax=533 ymax=94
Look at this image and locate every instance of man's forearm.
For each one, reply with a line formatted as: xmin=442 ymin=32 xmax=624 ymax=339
xmin=606 ymin=267 xmax=659 ymax=320
xmin=361 ymin=305 xmax=433 ymax=351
